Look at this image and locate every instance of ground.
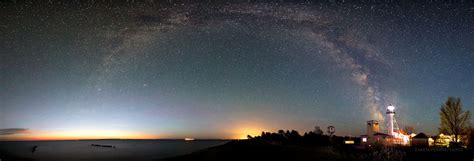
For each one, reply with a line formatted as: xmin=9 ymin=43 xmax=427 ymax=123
xmin=162 ymin=140 xmax=474 ymax=161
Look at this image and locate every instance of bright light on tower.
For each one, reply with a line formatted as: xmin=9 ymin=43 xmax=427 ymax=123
xmin=387 ymin=105 xmax=395 ymax=112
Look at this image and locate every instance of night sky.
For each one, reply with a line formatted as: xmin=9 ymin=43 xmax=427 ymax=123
xmin=1 ymin=1 xmax=473 ymax=140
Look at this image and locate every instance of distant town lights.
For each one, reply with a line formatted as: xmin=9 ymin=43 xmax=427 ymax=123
xmin=362 ymin=138 xmax=367 ymax=142
xmin=344 ymin=140 xmax=355 ymax=144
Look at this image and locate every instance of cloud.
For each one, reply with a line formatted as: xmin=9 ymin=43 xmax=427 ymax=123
xmin=0 ymin=128 xmax=29 ymax=135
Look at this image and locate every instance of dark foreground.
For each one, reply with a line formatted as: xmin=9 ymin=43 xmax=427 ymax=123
xmin=0 ymin=140 xmax=227 ymax=161
xmin=163 ymin=140 xmax=474 ymax=161
xmin=1 ymin=139 xmax=472 ymax=161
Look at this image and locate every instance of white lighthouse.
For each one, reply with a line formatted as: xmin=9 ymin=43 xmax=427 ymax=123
xmin=386 ymin=104 xmax=395 ymax=136
xmin=361 ymin=104 xmax=410 ymax=146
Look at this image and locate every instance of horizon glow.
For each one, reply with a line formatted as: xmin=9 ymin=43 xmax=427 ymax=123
xmin=1 ymin=2 xmax=473 ymax=141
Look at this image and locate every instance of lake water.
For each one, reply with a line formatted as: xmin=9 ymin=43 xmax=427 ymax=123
xmin=0 ymin=140 xmax=228 ymax=161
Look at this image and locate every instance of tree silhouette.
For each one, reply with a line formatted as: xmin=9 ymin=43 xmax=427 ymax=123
xmin=247 ymin=135 xmax=253 ymax=139
xmin=278 ymin=130 xmax=286 ymax=137
xmin=403 ymin=126 xmax=416 ymax=134
xmin=313 ymin=126 xmax=323 ymax=135
xmin=469 ymin=128 xmax=474 ymax=150
xmin=469 ymin=128 xmax=474 ymax=149
xmin=439 ymin=97 xmax=471 ymax=144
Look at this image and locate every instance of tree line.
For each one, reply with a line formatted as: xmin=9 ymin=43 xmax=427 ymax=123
xmin=246 ymin=126 xmax=356 ymax=146
xmin=246 ymin=96 xmax=472 ymax=148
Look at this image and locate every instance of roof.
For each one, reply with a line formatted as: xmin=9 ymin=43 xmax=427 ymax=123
xmin=374 ymin=132 xmax=391 ymax=136
xmin=413 ymin=133 xmax=429 ymax=139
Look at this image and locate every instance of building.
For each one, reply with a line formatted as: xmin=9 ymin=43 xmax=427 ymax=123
xmin=411 ymin=133 xmax=429 ymax=147
xmin=361 ymin=104 xmax=410 ymax=146
xmin=361 ymin=120 xmax=383 ymax=145
xmin=434 ymin=133 xmax=469 ymax=147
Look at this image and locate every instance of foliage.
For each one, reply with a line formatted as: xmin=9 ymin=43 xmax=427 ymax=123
xmin=250 ymin=128 xmax=332 ymax=146
xmin=363 ymin=143 xmax=406 ymax=161
xmin=403 ymin=126 xmax=415 ymax=134
xmin=439 ymin=97 xmax=471 ymax=145
xmin=470 ymin=128 xmax=474 ymax=149
xmin=313 ymin=126 xmax=324 ymax=135
xmin=248 ymin=128 xmax=408 ymax=161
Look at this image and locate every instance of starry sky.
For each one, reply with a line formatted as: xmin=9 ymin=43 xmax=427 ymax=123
xmin=1 ymin=1 xmax=474 ymax=140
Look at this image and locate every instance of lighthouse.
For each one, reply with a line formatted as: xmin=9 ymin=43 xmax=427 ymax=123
xmin=361 ymin=104 xmax=410 ymax=146
xmin=386 ymin=104 xmax=395 ymax=136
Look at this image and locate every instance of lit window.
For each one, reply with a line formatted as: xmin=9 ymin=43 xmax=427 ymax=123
xmin=362 ymin=138 xmax=367 ymax=142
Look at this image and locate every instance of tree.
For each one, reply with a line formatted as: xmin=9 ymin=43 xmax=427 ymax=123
xmin=469 ymin=128 xmax=474 ymax=149
xmin=289 ymin=130 xmax=301 ymax=138
xmin=313 ymin=126 xmax=323 ymax=135
xmin=278 ymin=129 xmax=285 ymax=136
xmin=403 ymin=126 xmax=416 ymax=134
xmin=439 ymin=97 xmax=471 ymax=144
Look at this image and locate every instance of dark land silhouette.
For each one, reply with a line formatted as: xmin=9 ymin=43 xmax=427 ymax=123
xmin=163 ymin=129 xmax=474 ymax=161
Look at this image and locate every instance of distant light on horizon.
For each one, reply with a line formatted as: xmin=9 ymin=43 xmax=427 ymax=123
xmin=233 ymin=126 xmax=266 ymax=140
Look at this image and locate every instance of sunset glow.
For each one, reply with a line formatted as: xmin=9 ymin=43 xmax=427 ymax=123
xmin=231 ymin=126 xmax=267 ymax=140
xmin=0 ymin=130 xmax=158 ymax=141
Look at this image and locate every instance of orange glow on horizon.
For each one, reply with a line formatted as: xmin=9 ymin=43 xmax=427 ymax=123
xmin=231 ymin=126 xmax=267 ymax=140
xmin=1 ymin=124 xmax=270 ymax=141
xmin=0 ymin=129 xmax=159 ymax=141
xmin=0 ymin=127 xmax=271 ymax=140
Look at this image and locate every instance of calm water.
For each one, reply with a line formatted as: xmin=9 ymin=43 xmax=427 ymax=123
xmin=0 ymin=140 xmax=228 ymax=161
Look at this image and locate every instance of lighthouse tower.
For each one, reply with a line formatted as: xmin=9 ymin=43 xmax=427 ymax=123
xmin=386 ymin=104 xmax=396 ymax=136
